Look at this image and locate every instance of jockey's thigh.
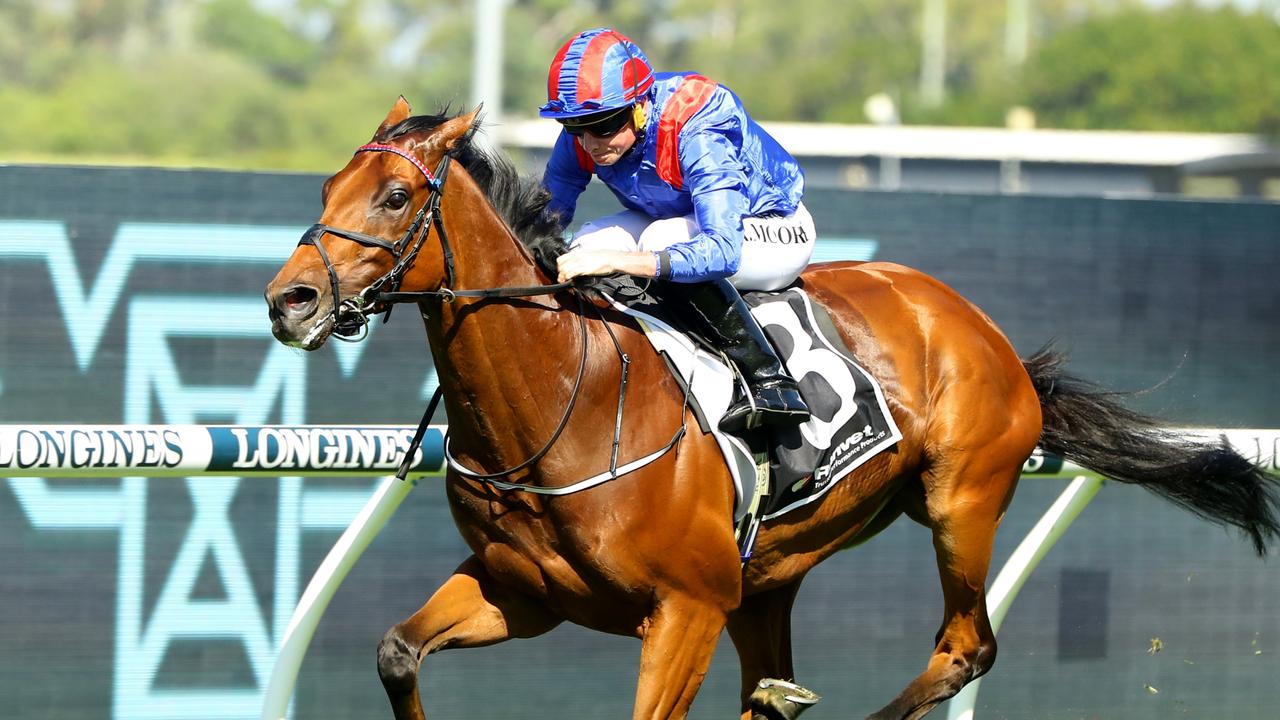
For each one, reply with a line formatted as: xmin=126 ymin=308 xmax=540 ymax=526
xmin=734 ymin=204 xmax=817 ymax=291
xmin=569 ymin=209 xmax=652 ymax=252
xmin=634 ymin=204 xmax=817 ymax=292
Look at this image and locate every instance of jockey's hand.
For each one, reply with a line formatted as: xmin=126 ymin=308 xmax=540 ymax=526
xmin=556 ymin=248 xmax=658 ymax=283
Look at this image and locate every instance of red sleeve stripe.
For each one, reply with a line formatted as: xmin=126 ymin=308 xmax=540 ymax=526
xmin=573 ymin=138 xmax=596 ymax=173
xmin=656 ymin=75 xmax=718 ymax=190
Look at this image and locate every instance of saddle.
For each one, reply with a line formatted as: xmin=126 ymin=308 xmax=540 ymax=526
xmin=597 ymin=278 xmax=902 ymax=558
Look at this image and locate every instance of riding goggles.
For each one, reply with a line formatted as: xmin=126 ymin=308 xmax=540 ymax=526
xmin=558 ymin=106 xmax=633 ymax=138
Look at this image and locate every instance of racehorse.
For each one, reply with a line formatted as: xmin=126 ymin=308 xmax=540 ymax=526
xmin=265 ymin=98 xmax=1279 ymax=720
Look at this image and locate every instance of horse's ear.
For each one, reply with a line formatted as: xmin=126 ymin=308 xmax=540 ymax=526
xmin=374 ymin=96 xmax=413 ymax=141
xmin=428 ymin=105 xmax=483 ymax=153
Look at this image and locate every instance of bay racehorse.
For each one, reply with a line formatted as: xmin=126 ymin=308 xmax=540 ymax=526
xmin=265 ymin=98 xmax=1279 ymax=720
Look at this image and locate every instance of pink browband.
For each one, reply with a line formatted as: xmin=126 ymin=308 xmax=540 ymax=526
xmin=355 ymin=143 xmax=439 ymax=186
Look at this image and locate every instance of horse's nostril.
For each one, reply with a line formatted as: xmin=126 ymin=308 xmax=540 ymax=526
xmin=284 ymin=286 xmax=317 ymax=309
xmin=271 ymin=284 xmax=319 ymax=322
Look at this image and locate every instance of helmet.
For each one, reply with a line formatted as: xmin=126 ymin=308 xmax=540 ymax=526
xmin=540 ymin=28 xmax=654 ymax=120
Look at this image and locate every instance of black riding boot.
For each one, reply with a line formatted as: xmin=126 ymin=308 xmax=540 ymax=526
xmin=669 ymin=279 xmax=810 ymax=432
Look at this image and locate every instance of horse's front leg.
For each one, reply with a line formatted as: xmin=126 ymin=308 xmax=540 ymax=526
xmin=378 ymin=555 xmax=561 ymax=720
xmin=633 ymin=592 xmax=730 ymax=720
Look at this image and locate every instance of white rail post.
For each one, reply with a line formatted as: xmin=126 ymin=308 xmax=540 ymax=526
xmin=260 ymin=475 xmax=417 ymax=720
xmin=944 ymin=475 xmax=1104 ymax=720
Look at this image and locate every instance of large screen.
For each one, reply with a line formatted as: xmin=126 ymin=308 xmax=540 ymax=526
xmin=1 ymin=164 xmax=1276 ymax=718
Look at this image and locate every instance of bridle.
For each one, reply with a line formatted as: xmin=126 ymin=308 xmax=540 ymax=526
xmin=298 ymin=141 xmax=586 ymax=344
xmin=295 ymin=139 xmax=685 ymax=492
xmin=296 ymin=142 xmax=454 ymax=342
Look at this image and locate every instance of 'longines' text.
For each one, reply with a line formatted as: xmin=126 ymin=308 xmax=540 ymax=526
xmin=0 ymin=428 xmax=183 ymax=469
xmin=227 ymin=427 xmax=417 ymax=470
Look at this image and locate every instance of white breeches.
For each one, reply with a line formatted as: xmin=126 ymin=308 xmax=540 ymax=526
xmin=569 ymin=203 xmax=817 ymax=291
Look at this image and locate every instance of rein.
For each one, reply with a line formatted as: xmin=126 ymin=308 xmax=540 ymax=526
xmin=298 ymin=142 xmax=575 ymax=342
xmin=439 ymin=299 xmax=687 ymax=494
xmin=301 ymin=139 xmax=684 ymax=494
xmin=395 ymin=296 xmax=688 ymax=493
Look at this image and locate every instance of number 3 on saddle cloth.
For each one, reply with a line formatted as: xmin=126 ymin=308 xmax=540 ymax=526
xmin=602 ymin=282 xmax=903 ymax=557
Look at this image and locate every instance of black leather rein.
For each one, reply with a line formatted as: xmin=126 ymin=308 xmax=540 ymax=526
xmin=296 ymin=140 xmax=681 ymax=490
xmin=296 ymin=141 xmax=574 ymax=341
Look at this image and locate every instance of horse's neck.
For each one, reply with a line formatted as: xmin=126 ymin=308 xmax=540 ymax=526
xmin=423 ymin=172 xmax=579 ymax=470
xmin=434 ymin=170 xmax=548 ymax=292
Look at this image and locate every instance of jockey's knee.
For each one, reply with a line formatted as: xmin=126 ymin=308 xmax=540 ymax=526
xmin=637 ymin=215 xmax=698 ymax=251
xmin=572 ymin=210 xmax=650 ymax=252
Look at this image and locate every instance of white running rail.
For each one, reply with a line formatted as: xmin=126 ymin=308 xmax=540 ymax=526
xmin=2 ymin=424 xmax=1276 ymax=720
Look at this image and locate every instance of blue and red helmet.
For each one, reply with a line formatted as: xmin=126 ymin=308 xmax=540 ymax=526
xmin=540 ymin=28 xmax=654 ymax=120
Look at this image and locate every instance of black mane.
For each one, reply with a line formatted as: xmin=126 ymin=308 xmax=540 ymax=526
xmin=382 ymin=112 xmax=568 ymax=275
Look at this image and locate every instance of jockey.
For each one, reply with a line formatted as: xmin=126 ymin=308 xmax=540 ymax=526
xmin=541 ymin=27 xmax=816 ymax=433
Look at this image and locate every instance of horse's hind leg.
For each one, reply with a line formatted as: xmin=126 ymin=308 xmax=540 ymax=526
xmin=378 ymin=555 xmax=561 ymax=720
xmin=868 ymin=454 xmax=1021 ymax=720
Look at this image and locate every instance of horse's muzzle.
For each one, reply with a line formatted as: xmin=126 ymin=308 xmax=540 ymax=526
xmin=266 ymin=283 xmax=321 ymax=344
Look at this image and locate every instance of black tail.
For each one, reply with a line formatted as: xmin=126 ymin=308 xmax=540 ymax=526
xmin=1023 ymin=347 xmax=1280 ymax=556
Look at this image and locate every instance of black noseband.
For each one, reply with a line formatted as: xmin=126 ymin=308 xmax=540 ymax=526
xmin=295 ymin=146 xmax=453 ymax=340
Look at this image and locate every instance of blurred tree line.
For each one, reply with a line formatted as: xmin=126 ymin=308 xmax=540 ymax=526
xmin=0 ymin=0 xmax=1277 ymax=170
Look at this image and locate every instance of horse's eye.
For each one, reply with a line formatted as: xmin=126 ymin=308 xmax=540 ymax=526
xmin=385 ymin=190 xmax=409 ymax=210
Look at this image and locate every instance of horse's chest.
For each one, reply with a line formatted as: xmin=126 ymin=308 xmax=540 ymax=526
xmin=446 ymin=487 xmax=636 ymax=621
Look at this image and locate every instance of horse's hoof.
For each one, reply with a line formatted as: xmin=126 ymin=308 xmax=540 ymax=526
xmin=749 ymin=678 xmax=821 ymax=720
